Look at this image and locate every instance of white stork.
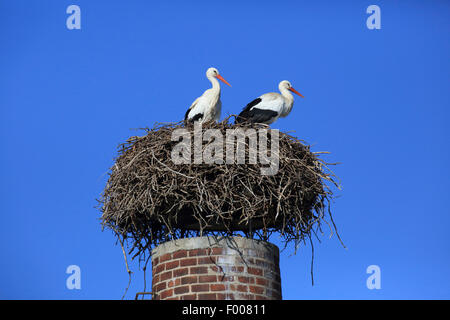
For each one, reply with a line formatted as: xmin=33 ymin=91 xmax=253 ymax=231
xmin=236 ymin=80 xmax=303 ymax=125
xmin=184 ymin=67 xmax=231 ymax=124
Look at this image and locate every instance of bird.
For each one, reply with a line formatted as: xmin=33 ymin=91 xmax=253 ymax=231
xmin=184 ymin=67 xmax=231 ymax=124
xmin=235 ymin=80 xmax=303 ymax=125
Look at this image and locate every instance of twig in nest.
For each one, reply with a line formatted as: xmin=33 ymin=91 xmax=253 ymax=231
xmin=117 ymin=235 xmax=133 ymax=300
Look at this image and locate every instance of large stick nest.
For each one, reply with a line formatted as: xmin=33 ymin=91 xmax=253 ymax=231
xmin=98 ymin=116 xmax=341 ymax=261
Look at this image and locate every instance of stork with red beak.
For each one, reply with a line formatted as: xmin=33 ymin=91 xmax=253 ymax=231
xmin=184 ymin=67 xmax=231 ymax=124
xmin=236 ymin=80 xmax=303 ymax=125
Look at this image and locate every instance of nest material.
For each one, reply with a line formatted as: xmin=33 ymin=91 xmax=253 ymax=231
xmin=98 ymin=116 xmax=341 ymax=261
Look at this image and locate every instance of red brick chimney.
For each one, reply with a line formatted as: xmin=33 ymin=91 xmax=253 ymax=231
xmin=151 ymin=236 xmax=281 ymax=300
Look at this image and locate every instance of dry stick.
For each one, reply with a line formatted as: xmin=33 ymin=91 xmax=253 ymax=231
xmin=309 ymin=235 xmax=315 ymax=286
xmin=328 ymin=203 xmax=346 ymax=249
xmin=151 ymin=150 xmax=195 ymax=179
xmin=276 ymin=180 xmax=289 ymax=221
xmin=117 ymin=235 xmax=133 ymax=300
xmin=142 ymin=254 xmax=151 ymax=296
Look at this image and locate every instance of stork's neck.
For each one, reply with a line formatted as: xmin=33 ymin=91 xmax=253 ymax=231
xmin=279 ymin=87 xmax=294 ymax=117
xmin=208 ymin=75 xmax=221 ymax=93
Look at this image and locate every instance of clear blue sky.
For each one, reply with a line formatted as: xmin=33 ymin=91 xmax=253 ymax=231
xmin=1 ymin=0 xmax=449 ymax=299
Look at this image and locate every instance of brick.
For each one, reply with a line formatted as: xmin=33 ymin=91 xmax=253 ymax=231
xmin=235 ymin=256 xmax=250 ymax=265
xmin=217 ymin=265 xmax=230 ymax=273
xmin=245 ymin=249 xmax=259 ymax=258
xmin=198 ymin=293 xmax=216 ymax=300
xmin=255 ymin=278 xmax=268 ymax=286
xmin=181 ymin=276 xmax=198 ymax=285
xmin=190 ymin=266 xmax=208 ymax=274
xmin=198 ymin=275 xmax=216 ymax=283
xmin=249 ymin=285 xmax=265 ymax=294
xmin=230 ymin=284 xmax=247 ymax=293
xmin=264 ymin=252 xmax=275 ymax=260
xmin=274 ymin=254 xmax=280 ymax=265
xmin=189 ymin=249 xmax=207 ymax=257
xmin=267 ymin=288 xmax=281 ymax=299
xmin=210 ymin=247 xmax=223 ymax=255
xmin=152 ymin=257 xmax=159 ymax=265
xmin=152 ymin=274 xmax=159 ymax=284
xmin=226 ymin=293 xmax=236 ymax=300
xmin=174 ymin=286 xmax=190 ymax=295
xmin=254 ymin=259 xmax=270 ymax=268
xmin=154 ymin=264 xmax=165 ymax=274
xmin=218 ymin=275 xmax=234 ymax=282
xmin=273 ymin=292 xmax=282 ymax=299
xmin=216 ymin=293 xmax=226 ymax=299
xmin=188 ymin=249 xmax=199 ymax=257
xmin=152 ymin=293 xmax=161 ymax=300
xmin=180 ymin=258 xmax=197 ymax=267
xmin=173 ymin=267 xmax=189 ymax=277
xmin=209 ymin=266 xmax=219 ymax=272
xmin=272 ymin=281 xmax=281 ymax=291
xmin=160 ymin=289 xmax=173 ymax=299
xmin=210 ymin=284 xmax=225 ymax=291
xmin=231 ymin=266 xmax=244 ymax=273
xmin=234 ymin=293 xmax=254 ymax=300
xmin=238 ymin=276 xmax=254 ymax=284
xmin=180 ymin=294 xmax=197 ymax=300
xmin=167 ymin=278 xmax=180 ymax=288
xmin=154 ymin=282 xmax=166 ymax=292
xmin=264 ymin=270 xmax=275 ymax=280
xmin=172 ymin=250 xmax=187 ymax=259
xmin=198 ymin=256 xmax=216 ymax=264
xmin=217 ymin=256 xmax=234 ymax=265
xmin=165 ymin=260 xmax=180 ymax=270
xmin=248 ymin=267 xmax=263 ymax=276
xmin=275 ymin=274 xmax=281 ymax=283
xmin=191 ymin=284 xmax=209 ymax=292
xmin=159 ymin=253 xmax=172 ymax=263
xmin=160 ymin=271 xmax=172 ymax=281
xmin=237 ymin=285 xmax=248 ymax=293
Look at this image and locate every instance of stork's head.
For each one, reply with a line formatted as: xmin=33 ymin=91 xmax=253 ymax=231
xmin=206 ymin=67 xmax=231 ymax=87
xmin=279 ymin=80 xmax=304 ymax=97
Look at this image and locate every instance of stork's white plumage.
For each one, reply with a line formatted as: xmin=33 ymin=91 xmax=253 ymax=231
xmin=236 ymin=80 xmax=303 ymax=125
xmin=184 ymin=67 xmax=231 ymax=124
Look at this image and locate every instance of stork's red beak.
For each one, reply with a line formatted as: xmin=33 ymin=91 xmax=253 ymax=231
xmin=289 ymin=87 xmax=304 ymax=97
xmin=216 ymin=74 xmax=231 ymax=87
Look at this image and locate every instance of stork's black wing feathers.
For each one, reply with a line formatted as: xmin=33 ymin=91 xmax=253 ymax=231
xmin=235 ymin=98 xmax=262 ymax=123
xmin=236 ymin=98 xmax=278 ymax=124
xmin=243 ymin=98 xmax=262 ymax=112
xmin=185 ymin=112 xmax=204 ymax=124
xmin=184 ymin=102 xmax=204 ymax=123
xmin=184 ymin=107 xmax=191 ymax=121
xmin=244 ymin=108 xmax=279 ymax=124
